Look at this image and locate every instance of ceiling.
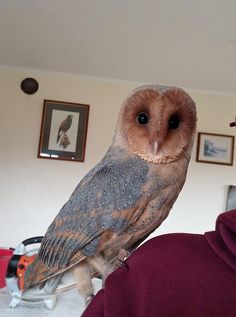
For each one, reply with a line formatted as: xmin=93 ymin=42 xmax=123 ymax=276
xmin=1 ymin=0 xmax=236 ymax=94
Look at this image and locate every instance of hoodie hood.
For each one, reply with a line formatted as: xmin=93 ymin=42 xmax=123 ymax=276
xmin=205 ymin=209 xmax=236 ymax=271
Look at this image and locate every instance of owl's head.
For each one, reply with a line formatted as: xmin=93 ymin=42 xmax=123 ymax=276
xmin=114 ymin=85 xmax=197 ymax=164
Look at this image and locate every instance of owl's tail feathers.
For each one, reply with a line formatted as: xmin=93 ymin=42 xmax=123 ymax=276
xmin=41 ymin=275 xmax=62 ymax=294
xmin=24 ymin=255 xmax=59 ymax=291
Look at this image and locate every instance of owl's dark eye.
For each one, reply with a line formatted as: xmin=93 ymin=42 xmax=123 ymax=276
xmin=136 ymin=112 xmax=149 ymax=125
xmin=169 ymin=115 xmax=180 ymax=129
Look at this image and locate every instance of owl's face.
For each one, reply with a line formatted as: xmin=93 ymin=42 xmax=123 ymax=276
xmin=117 ymin=86 xmax=197 ymax=163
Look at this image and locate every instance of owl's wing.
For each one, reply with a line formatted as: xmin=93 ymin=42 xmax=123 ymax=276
xmin=24 ymin=148 xmax=149 ymax=288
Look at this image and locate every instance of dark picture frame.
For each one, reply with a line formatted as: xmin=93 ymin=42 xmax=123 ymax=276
xmin=38 ymin=100 xmax=89 ymax=162
xmin=226 ymin=185 xmax=236 ymax=211
xmin=196 ymin=132 xmax=234 ymax=166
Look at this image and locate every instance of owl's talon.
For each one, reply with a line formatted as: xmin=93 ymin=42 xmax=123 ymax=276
xmin=115 ymin=258 xmax=129 ymax=270
xmin=118 ymin=248 xmax=130 ymax=261
xmin=85 ymin=294 xmax=95 ymax=307
xmin=114 ymin=249 xmax=130 ymax=270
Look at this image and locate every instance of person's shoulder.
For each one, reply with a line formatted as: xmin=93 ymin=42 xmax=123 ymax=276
xmin=127 ymin=233 xmax=205 ymax=267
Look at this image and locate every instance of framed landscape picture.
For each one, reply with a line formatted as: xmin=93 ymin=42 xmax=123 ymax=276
xmin=38 ymin=100 xmax=89 ymax=162
xmin=196 ymin=132 xmax=234 ymax=166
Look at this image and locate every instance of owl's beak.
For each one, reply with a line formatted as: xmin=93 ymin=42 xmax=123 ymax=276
xmin=149 ymin=130 xmax=160 ymax=156
xmin=150 ymin=140 xmax=159 ymax=156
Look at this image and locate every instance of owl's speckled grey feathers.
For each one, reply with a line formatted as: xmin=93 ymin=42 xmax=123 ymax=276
xmin=24 ymin=85 xmax=197 ymax=301
xmin=39 ymin=148 xmax=149 ymax=267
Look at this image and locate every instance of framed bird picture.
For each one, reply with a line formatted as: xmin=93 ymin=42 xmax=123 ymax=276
xmin=38 ymin=100 xmax=89 ymax=162
xmin=196 ymin=132 xmax=234 ymax=166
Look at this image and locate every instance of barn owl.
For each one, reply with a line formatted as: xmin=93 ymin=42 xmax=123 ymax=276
xmin=24 ymin=85 xmax=197 ymax=305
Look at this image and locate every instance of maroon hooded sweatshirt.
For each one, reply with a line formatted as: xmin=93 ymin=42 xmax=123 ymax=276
xmin=83 ymin=209 xmax=236 ymax=316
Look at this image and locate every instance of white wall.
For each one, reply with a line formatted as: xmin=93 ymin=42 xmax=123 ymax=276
xmin=1 ymin=67 xmax=236 ymax=247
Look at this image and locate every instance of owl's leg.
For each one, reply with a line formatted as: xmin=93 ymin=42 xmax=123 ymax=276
xmin=88 ymin=255 xmax=113 ymax=286
xmin=73 ymin=260 xmax=94 ymax=306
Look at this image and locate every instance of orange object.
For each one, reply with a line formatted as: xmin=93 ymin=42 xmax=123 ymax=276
xmin=17 ymin=254 xmax=36 ymax=290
